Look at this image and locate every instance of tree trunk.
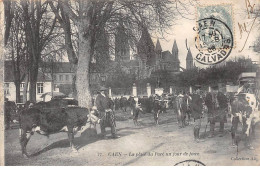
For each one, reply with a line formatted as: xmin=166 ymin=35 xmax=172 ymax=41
xmin=72 ymin=72 xmax=77 ymax=99
xmin=15 ymin=82 xmax=21 ymax=103
xmin=23 ymin=73 xmax=29 ymax=103
xmin=29 ymin=65 xmax=38 ymax=102
xmin=76 ymin=29 xmax=92 ymax=108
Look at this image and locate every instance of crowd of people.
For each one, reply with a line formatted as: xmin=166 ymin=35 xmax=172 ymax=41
xmin=4 ymin=84 xmax=259 ymax=151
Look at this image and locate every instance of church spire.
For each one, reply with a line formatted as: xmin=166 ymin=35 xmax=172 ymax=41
xmin=186 ymin=48 xmax=193 ymax=60
xmin=186 ymin=48 xmax=193 ymax=69
xmin=137 ymin=27 xmax=156 ymax=66
xmin=172 ymin=39 xmax=178 ymax=60
xmin=155 ymin=38 xmax=162 ymax=52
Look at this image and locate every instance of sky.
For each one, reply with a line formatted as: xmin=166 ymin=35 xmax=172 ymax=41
xmin=150 ymin=0 xmax=260 ymax=69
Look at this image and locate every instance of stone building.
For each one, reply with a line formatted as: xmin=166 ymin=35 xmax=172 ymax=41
xmin=114 ymin=26 xmax=181 ymax=79
xmin=154 ymin=39 xmax=180 ymax=74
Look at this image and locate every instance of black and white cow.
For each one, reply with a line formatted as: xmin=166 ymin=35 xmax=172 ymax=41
xmin=230 ymin=93 xmax=258 ymax=150
xmin=19 ymin=103 xmax=99 ymax=158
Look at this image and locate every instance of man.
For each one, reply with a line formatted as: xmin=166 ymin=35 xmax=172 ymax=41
xmin=4 ymin=98 xmax=12 ymax=130
xmin=96 ymin=86 xmax=120 ymax=139
xmin=216 ymin=91 xmax=228 ymax=136
xmin=205 ymin=91 xmax=215 ymax=138
xmin=190 ymin=88 xmax=205 ymax=142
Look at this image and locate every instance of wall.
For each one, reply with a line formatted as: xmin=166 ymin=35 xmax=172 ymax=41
xmin=4 ymin=81 xmax=52 ymax=103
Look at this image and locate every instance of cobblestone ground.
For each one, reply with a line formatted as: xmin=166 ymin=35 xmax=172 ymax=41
xmin=4 ymin=109 xmax=260 ymax=166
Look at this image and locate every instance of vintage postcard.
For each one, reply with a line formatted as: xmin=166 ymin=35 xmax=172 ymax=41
xmin=0 ymin=0 xmax=260 ymax=166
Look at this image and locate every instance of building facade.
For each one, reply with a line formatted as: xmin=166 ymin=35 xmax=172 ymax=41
xmin=4 ymin=61 xmax=53 ymax=103
xmin=114 ymin=26 xmax=181 ymax=79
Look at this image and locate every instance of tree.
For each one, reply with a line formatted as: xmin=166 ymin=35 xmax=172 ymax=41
xmin=3 ymin=0 xmax=15 ymax=47
xmin=49 ymin=0 xmax=180 ymax=107
xmin=21 ymin=0 xmax=57 ymax=102
xmin=5 ymin=3 xmax=27 ymax=103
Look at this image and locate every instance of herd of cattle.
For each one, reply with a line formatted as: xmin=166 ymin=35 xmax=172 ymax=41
xmin=4 ymin=91 xmax=260 ymax=158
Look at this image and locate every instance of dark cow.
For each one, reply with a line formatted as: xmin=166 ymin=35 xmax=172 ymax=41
xmin=139 ymin=96 xmax=154 ymax=114
xmin=230 ymin=94 xmax=254 ymax=150
xmin=128 ymin=97 xmax=143 ymax=126
xmin=175 ymin=94 xmax=191 ymax=128
xmin=120 ymin=96 xmax=128 ymax=112
xmin=4 ymin=99 xmax=17 ymax=129
xmin=19 ymin=99 xmax=100 ymax=157
xmin=153 ymin=98 xmax=166 ymax=125
xmin=189 ymin=93 xmax=206 ymax=142
xmin=19 ymin=106 xmax=99 ymax=158
xmin=108 ymin=98 xmax=115 ymax=111
xmin=114 ymin=98 xmax=120 ymax=111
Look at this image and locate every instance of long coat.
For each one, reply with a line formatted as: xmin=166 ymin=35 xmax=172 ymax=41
xmin=190 ymin=94 xmax=204 ymax=120
xmin=96 ymin=94 xmax=110 ymax=112
xmin=95 ymin=94 xmax=115 ymax=127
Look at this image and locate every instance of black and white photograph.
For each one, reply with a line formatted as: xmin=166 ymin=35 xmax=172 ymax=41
xmin=0 ymin=0 xmax=260 ymax=166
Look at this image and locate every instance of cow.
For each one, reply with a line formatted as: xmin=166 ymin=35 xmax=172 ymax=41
xmin=19 ymin=99 xmax=100 ymax=158
xmin=189 ymin=92 xmax=206 ymax=142
xmin=175 ymin=94 xmax=191 ymax=128
xmin=120 ymin=96 xmax=128 ymax=112
xmin=243 ymin=93 xmax=259 ymax=139
xmin=230 ymin=94 xmax=255 ymax=150
xmin=153 ymin=97 xmax=166 ymax=125
xmin=128 ymin=97 xmax=143 ymax=126
xmin=4 ymin=99 xmax=17 ymax=129
xmin=114 ymin=98 xmax=120 ymax=111
xmin=19 ymin=106 xmax=100 ymax=158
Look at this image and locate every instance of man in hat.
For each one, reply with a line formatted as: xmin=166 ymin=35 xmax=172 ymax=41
xmin=96 ymin=86 xmax=120 ymax=139
xmin=4 ymin=98 xmax=12 ymax=130
xmin=190 ymin=86 xmax=205 ymax=142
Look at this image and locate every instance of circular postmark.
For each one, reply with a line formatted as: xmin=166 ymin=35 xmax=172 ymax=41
xmin=194 ymin=17 xmax=233 ymax=65
xmin=174 ymin=159 xmax=206 ymax=166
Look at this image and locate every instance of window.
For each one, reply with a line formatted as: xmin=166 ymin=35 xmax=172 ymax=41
xmin=4 ymin=83 xmax=10 ymax=95
xmin=20 ymin=83 xmax=24 ymax=89
xmin=20 ymin=83 xmax=25 ymax=91
xmin=19 ymin=95 xmax=23 ymax=103
xmin=37 ymin=83 xmax=44 ymax=94
xmin=66 ymin=75 xmax=69 ymax=81
xmin=101 ymin=76 xmax=106 ymax=82
xmin=59 ymin=75 xmax=63 ymax=81
xmin=53 ymin=75 xmax=56 ymax=81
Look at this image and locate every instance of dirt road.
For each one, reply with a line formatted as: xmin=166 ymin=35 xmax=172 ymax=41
xmin=4 ymin=109 xmax=260 ymax=166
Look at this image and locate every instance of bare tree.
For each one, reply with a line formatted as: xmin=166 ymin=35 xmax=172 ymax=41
xmin=47 ymin=0 xmax=185 ymax=107
xmin=5 ymin=3 xmax=27 ymax=103
xmin=20 ymin=0 xmax=57 ymax=102
xmin=3 ymin=0 xmax=15 ymax=47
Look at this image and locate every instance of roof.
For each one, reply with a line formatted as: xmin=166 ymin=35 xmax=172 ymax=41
xmin=137 ymin=27 xmax=156 ymax=65
xmin=4 ymin=60 xmax=52 ymax=82
xmin=238 ymin=72 xmax=256 ymax=80
xmin=186 ymin=48 xmax=193 ymax=60
xmin=41 ymin=62 xmax=76 ymax=73
xmin=40 ymin=92 xmax=66 ymax=98
xmin=155 ymin=39 xmax=162 ymax=52
xmin=161 ymin=51 xmax=179 ymax=63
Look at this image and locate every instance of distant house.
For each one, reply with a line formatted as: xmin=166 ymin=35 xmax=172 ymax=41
xmin=4 ymin=61 xmax=116 ymax=102
xmin=4 ymin=60 xmax=52 ymax=103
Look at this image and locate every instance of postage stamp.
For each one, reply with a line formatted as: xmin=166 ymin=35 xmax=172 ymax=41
xmin=194 ymin=4 xmax=234 ymax=65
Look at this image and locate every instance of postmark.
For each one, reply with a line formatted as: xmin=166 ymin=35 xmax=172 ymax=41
xmin=174 ymin=159 xmax=206 ymax=166
xmin=194 ymin=4 xmax=234 ymax=65
xmin=194 ymin=17 xmax=233 ymax=65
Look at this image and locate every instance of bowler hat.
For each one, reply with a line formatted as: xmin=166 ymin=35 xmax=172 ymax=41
xmin=99 ymin=86 xmax=108 ymax=91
